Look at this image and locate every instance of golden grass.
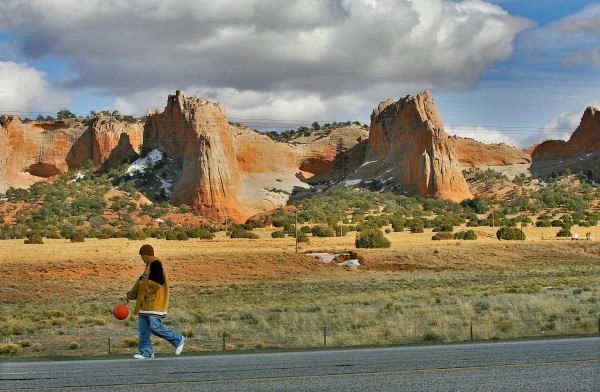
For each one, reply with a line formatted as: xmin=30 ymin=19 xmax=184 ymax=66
xmin=0 ymin=227 xmax=599 ymax=357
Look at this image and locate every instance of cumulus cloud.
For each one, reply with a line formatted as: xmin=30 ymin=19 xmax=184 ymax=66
xmin=0 ymin=61 xmax=71 ymax=113
xmin=0 ymin=0 xmax=532 ymax=120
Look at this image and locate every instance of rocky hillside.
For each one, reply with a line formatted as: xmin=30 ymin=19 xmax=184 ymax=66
xmin=2 ymin=90 xmax=600 ymax=222
xmin=0 ymin=115 xmax=142 ymax=194
xmin=343 ymin=90 xmax=473 ymax=202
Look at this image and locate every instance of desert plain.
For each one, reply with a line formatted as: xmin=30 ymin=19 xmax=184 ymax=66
xmin=1 ymin=223 xmax=599 ymax=358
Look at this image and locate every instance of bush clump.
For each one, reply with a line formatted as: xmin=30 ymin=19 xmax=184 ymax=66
xmin=70 ymin=231 xmax=85 ymax=243
xmin=556 ymin=227 xmax=572 ymax=238
xmin=432 ymin=232 xmax=454 ymax=240
xmin=24 ymin=231 xmax=44 ymax=244
xmin=271 ymin=230 xmax=286 ymax=238
xmin=355 ymin=229 xmax=391 ymax=248
xmin=454 ymin=230 xmax=477 ymax=240
xmin=311 ymin=225 xmax=335 ymax=237
xmin=496 ymin=226 xmax=525 ymax=241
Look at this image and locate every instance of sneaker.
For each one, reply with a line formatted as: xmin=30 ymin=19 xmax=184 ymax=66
xmin=133 ymin=353 xmax=154 ymax=359
xmin=175 ymin=337 xmax=185 ymax=355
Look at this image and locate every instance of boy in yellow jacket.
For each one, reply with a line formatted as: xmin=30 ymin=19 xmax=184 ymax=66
xmin=127 ymin=244 xmax=185 ymax=359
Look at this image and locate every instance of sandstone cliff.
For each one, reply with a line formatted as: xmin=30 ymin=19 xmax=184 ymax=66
xmin=346 ymin=90 xmax=472 ymax=201
xmin=0 ymin=115 xmax=142 ymax=193
xmin=531 ymin=107 xmax=600 ymax=161
xmin=449 ymin=136 xmax=531 ymax=168
xmin=232 ymin=124 xmax=309 ymax=213
xmin=292 ymin=125 xmax=369 ymax=182
xmin=530 ymin=107 xmax=600 ymax=180
xmin=144 ymin=91 xmax=247 ymax=222
xmin=143 ymin=91 xmax=314 ymax=222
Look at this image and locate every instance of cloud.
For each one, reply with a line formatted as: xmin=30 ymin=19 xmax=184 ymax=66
xmin=0 ymin=61 xmax=71 ymax=114
xmin=555 ymin=3 xmax=600 ymax=34
xmin=548 ymin=4 xmax=600 ymax=70
xmin=446 ymin=125 xmax=519 ymax=147
xmin=520 ymin=99 xmax=600 ymax=148
xmin=1 ymin=0 xmax=533 ymax=119
xmin=561 ymin=47 xmax=600 ymax=70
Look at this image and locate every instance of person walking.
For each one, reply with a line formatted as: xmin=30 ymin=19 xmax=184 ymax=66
xmin=127 ymin=244 xmax=185 ymax=359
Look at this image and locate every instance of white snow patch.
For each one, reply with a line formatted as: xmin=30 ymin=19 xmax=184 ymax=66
xmin=127 ymin=149 xmax=164 ymax=175
xmin=360 ymin=160 xmax=378 ymax=168
xmin=338 ymin=259 xmax=360 ymax=267
xmin=157 ymin=175 xmax=173 ymax=196
xmin=343 ymin=179 xmax=362 ymax=186
xmin=155 ymin=218 xmax=165 ymax=223
xmin=307 ymin=252 xmax=350 ymax=264
xmin=73 ymin=172 xmax=85 ymax=181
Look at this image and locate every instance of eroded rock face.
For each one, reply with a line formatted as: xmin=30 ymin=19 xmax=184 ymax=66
xmin=293 ymin=125 xmax=369 ymax=182
xmin=532 ymin=107 xmax=600 ymax=161
xmin=449 ymin=136 xmax=531 ymax=168
xmin=144 ymin=91 xmax=246 ymax=222
xmin=351 ymin=90 xmax=472 ymax=201
xmin=0 ymin=116 xmax=72 ymax=193
xmin=66 ymin=117 xmax=143 ymax=171
xmin=0 ymin=115 xmax=143 ymax=193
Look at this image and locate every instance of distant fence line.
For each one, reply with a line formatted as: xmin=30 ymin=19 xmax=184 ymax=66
xmin=8 ymin=315 xmax=596 ymax=357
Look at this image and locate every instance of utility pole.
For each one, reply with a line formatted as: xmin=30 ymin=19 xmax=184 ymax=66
xmin=520 ymin=209 xmax=524 ymax=242
xmin=295 ymin=209 xmax=298 ymax=253
xmin=224 ymin=210 xmax=228 ymax=234
xmin=340 ymin=210 xmax=343 ymax=237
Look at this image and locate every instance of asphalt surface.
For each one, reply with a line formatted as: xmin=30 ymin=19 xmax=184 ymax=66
xmin=1 ymin=337 xmax=598 ymax=391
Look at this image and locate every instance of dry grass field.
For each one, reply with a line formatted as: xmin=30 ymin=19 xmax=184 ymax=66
xmin=1 ymin=225 xmax=599 ymax=358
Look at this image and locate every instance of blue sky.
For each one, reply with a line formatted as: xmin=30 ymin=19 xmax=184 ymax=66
xmin=0 ymin=0 xmax=599 ymax=148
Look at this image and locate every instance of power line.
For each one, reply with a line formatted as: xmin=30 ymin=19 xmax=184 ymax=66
xmin=0 ymin=111 xmax=585 ymax=136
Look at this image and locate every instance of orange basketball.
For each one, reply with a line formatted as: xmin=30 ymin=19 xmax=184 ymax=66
xmin=112 ymin=304 xmax=129 ymax=320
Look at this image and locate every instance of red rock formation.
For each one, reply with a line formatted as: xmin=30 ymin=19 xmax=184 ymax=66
xmin=66 ymin=117 xmax=143 ymax=171
xmin=144 ymin=91 xmax=246 ymax=222
xmin=449 ymin=136 xmax=531 ymax=168
xmin=532 ymin=107 xmax=600 ymax=161
xmin=293 ymin=125 xmax=369 ymax=182
xmin=356 ymin=90 xmax=472 ymax=201
xmin=0 ymin=115 xmax=142 ymax=193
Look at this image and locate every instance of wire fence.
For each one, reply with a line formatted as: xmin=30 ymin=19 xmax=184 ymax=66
xmin=7 ymin=315 xmax=597 ymax=357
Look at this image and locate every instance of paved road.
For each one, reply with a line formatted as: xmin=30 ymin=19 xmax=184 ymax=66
xmin=1 ymin=337 xmax=598 ymax=391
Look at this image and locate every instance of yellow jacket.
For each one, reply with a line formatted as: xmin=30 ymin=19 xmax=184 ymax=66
xmin=127 ymin=258 xmax=169 ymax=317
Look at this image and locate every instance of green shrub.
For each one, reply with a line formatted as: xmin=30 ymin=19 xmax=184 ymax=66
xmin=70 ymin=231 xmax=85 ymax=243
xmin=24 ymin=231 xmax=44 ymax=244
xmin=229 ymin=226 xmax=259 ymax=239
xmin=297 ymin=231 xmax=309 ymax=243
xmin=311 ymin=225 xmax=335 ymax=237
xmin=536 ymin=219 xmax=552 ymax=227
xmin=355 ymin=229 xmax=391 ymax=248
xmin=432 ymin=232 xmax=453 ymax=240
xmin=556 ymin=228 xmax=572 ymax=238
xmin=454 ymin=230 xmax=477 ymax=240
xmin=126 ymin=229 xmax=148 ymax=240
xmin=300 ymin=225 xmax=311 ymax=233
xmin=496 ymin=226 xmax=525 ymax=241
xmin=271 ymin=230 xmax=286 ymax=238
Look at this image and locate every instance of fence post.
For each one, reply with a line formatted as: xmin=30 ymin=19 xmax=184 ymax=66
xmin=323 ymin=323 xmax=327 ymax=347
xmin=470 ymin=322 xmax=474 ymax=341
xmin=598 ymin=316 xmax=600 ymax=334
xmin=222 ymin=332 xmax=227 ymax=351
xmin=107 ymin=337 xmax=111 ymax=355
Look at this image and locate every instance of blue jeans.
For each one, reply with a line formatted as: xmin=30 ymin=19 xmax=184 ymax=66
xmin=138 ymin=316 xmax=183 ymax=357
